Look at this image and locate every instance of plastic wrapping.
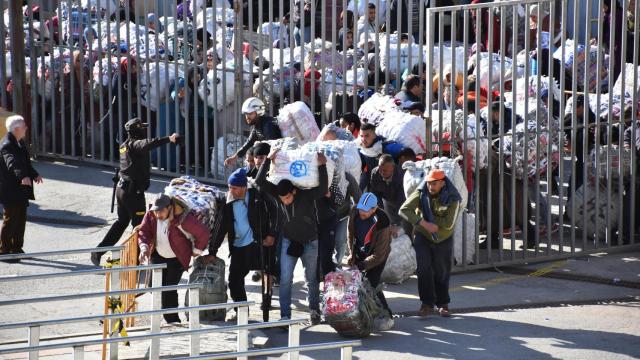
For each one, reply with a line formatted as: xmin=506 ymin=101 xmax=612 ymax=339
xmin=376 ymin=110 xmax=427 ymax=154
xmin=500 ymin=120 xmax=561 ymax=179
xmin=323 ymin=270 xmax=382 ymax=338
xmin=277 ymin=101 xmax=320 ymax=144
xmin=357 ymin=93 xmax=400 ymax=126
xmin=566 ymin=183 xmax=621 ymax=240
xmin=471 ymin=52 xmax=522 ymax=91
xmin=380 ymin=42 xmax=422 ymax=75
xmin=452 ymin=211 xmax=476 ymax=265
xmin=210 ymin=134 xmax=246 ymax=179
xmin=588 ymin=145 xmax=633 ymax=184
xmin=138 ymin=62 xmax=181 ymax=112
xmin=431 ymin=109 xmax=489 ymax=170
xmin=402 ymin=157 xmax=468 ymax=210
xmin=553 ymin=39 xmax=609 ymax=92
xmin=185 ymin=256 xmax=227 ymax=321
xmin=381 ymin=232 xmax=416 ymax=284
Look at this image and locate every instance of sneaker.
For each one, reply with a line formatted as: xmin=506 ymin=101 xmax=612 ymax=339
xmin=419 ymin=304 xmax=432 ymax=317
xmin=310 ymin=310 xmax=322 ymax=325
xmin=375 ymin=316 xmax=395 ymax=331
xmin=90 ymin=252 xmax=101 ymax=267
xmin=438 ymin=306 xmax=451 ymax=318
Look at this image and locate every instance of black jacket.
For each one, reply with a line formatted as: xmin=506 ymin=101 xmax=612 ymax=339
xmin=209 ymin=187 xmax=277 ymax=258
xmin=119 ymin=136 xmax=171 ymax=192
xmin=237 ymin=116 xmax=282 ymax=158
xmin=255 ymin=158 xmax=328 ymax=244
xmin=0 ymin=133 xmax=39 ymax=207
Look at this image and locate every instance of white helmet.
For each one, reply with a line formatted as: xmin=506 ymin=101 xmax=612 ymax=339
xmin=241 ymin=97 xmax=266 ymax=116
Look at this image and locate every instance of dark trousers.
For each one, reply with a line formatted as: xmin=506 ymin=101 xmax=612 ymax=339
xmin=317 ymin=216 xmax=338 ymax=277
xmin=151 ymin=252 xmax=184 ymax=322
xmin=413 ymin=234 xmax=453 ymax=307
xmin=0 ymin=205 xmax=28 ymax=253
xmin=365 ymin=262 xmax=392 ymax=317
xmin=622 ymin=175 xmax=640 ymax=245
xmin=228 ymin=245 xmax=254 ymax=304
xmin=96 ymin=187 xmax=146 ymax=257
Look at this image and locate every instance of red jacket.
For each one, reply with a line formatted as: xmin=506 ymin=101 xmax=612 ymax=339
xmin=138 ymin=210 xmax=209 ymax=270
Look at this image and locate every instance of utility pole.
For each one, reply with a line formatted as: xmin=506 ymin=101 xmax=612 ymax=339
xmin=9 ymin=0 xmax=26 ymax=116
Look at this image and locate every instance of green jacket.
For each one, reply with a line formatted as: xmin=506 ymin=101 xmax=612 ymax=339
xmin=399 ymin=189 xmax=460 ymax=243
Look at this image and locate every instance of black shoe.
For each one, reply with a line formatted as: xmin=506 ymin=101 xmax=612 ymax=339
xmin=90 ymin=252 xmax=101 ymax=267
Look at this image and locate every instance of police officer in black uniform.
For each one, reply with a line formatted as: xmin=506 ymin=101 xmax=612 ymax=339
xmin=91 ymin=118 xmax=180 ymax=266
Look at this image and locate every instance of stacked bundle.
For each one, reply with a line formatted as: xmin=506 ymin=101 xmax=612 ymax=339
xmin=210 ymin=134 xmax=246 ymax=179
xmin=381 ymin=40 xmax=422 ymax=75
xmin=376 ymin=111 xmax=427 ymax=154
xmin=357 ymin=93 xmax=400 ymax=126
xmin=553 ymin=39 xmax=610 ymax=92
xmin=198 ymin=66 xmax=236 ymax=110
xmin=471 ymin=52 xmax=522 ymax=91
xmin=381 ymin=232 xmax=416 ymax=284
xmin=323 ymin=270 xmax=382 ymax=338
xmin=277 ymin=102 xmax=320 ymax=144
xmin=402 ymin=157 xmax=468 ymax=210
xmin=452 ymin=211 xmax=476 ymax=265
xmin=431 ymin=109 xmax=489 ymax=170
xmin=164 ymin=176 xmax=225 ymax=244
xmin=138 ymin=62 xmax=183 ymax=112
xmin=588 ymin=145 xmax=633 ymax=184
xmin=500 ymin=120 xmax=561 ymax=179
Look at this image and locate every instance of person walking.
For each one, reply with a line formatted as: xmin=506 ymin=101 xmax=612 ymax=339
xmin=399 ymin=168 xmax=461 ymax=318
xmin=206 ymin=168 xmax=278 ymax=321
xmin=91 ymin=118 xmax=180 ymax=266
xmin=138 ymin=194 xmax=209 ymax=323
xmin=0 ymin=115 xmax=42 ymax=262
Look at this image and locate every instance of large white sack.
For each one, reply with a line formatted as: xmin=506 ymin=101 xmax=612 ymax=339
xmin=139 ymin=62 xmax=181 ymax=112
xmin=453 ymin=211 xmax=476 ymax=265
xmin=92 ymin=57 xmax=118 ymax=86
xmin=267 ymin=141 xmax=338 ymax=190
xmin=345 ymin=68 xmax=367 ymax=87
xmin=381 ymin=42 xmax=421 ymax=75
xmin=613 ymin=63 xmax=640 ymax=98
xmin=277 ymin=101 xmax=320 ymax=144
xmin=198 ymin=66 xmax=235 ymax=110
xmin=471 ymin=52 xmax=521 ymax=91
xmin=381 ymin=232 xmax=416 ymax=284
xmin=341 ymin=140 xmax=362 ymax=183
xmin=426 ymin=44 xmax=467 ymax=74
xmin=376 ymin=110 xmax=427 ymax=154
xmin=210 ymin=134 xmax=246 ymax=179
xmin=402 ymin=156 xmax=468 ymax=210
xmin=357 ymin=93 xmax=400 ymax=126
xmin=588 ymin=145 xmax=633 ymax=183
xmin=567 ymin=183 xmax=621 ymax=241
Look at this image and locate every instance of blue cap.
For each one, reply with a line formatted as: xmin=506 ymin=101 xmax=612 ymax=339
xmin=228 ymin=168 xmax=248 ymax=187
xmin=357 ymin=192 xmax=378 ymax=212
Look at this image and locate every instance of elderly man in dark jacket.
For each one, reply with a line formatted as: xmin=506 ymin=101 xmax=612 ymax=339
xmin=0 ymin=115 xmax=42 ymax=261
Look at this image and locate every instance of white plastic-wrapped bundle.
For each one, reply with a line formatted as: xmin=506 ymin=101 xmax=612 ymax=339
xmin=138 ymin=62 xmax=182 ymax=112
xmin=500 ymin=120 xmax=561 ymax=179
xmin=428 ymin=44 xmax=467 ymax=74
xmin=198 ymin=66 xmax=235 ymax=110
xmin=376 ymin=110 xmax=427 ymax=154
xmin=92 ymin=57 xmax=118 ymax=86
xmin=210 ymin=134 xmax=246 ymax=179
xmin=553 ymin=39 xmax=609 ymax=92
xmin=613 ymin=63 xmax=640 ymax=98
xmin=339 ymin=140 xmax=362 ymax=183
xmin=381 ymin=232 xmax=416 ymax=284
xmin=347 ymin=0 xmax=387 ymax=23
xmin=380 ymin=42 xmax=421 ymax=75
xmin=119 ymin=23 xmax=167 ymax=60
xmin=277 ymin=101 xmax=320 ymax=144
xmin=317 ymin=123 xmax=355 ymax=142
xmin=402 ymin=156 xmax=468 ymax=210
xmin=345 ymin=68 xmax=367 ymax=87
xmin=357 ymin=93 xmax=400 ymax=126
xmin=509 ymin=75 xmax=562 ymax=103
xmin=471 ymin=52 xmax=521 ymax=91
xmin=267 ymin=141 xmax=338 ymax=190
xmin=323 ymin=270 xmax=382 ymax=338
xmin=566 ymin=183 xmax=621 ymax=240
xmin=431 ymin=110 xmax=489 ymax=170
xmin=588 ymin=145 xmax=633 ymax=183
xmin=452 ymin=211 xmax=476 ymax=265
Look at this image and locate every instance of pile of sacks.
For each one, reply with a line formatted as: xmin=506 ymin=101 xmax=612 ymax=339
xmin=376 ymin=111 xmax=427 ymax=154
xmin=277 ymin=102 xmax=320 ymax=144
xmin=323 ymin=270 xmax=382 ymax=338
xmin=500 ymin=120 xmax=561 ymax=179
xmin=381 ymin=230 xmax=416 ymax=284
xmin=357 ymin=93 xmax=401 ymax=126
xmin=430 ymin=109 xmax=489 ymax=171
xmin=164 ymin=176 xmax=225 ymax=244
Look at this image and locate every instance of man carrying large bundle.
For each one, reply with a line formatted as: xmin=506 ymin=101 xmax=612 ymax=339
xmin=254 ymin=148 xmax=329 ymax=325
xmin=224 ymin=97 xmax=282 ymax=167
xmin=205 ymin=168 xmax=278 ymax=321
xmin=399 ymin=168 xmax=461 ymax=318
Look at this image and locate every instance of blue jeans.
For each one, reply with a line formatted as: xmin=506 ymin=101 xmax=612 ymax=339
xmin=334 ymin=216 xmax=349 ymax=267
xmin=279 ymin=238 xmax=320 ymax=319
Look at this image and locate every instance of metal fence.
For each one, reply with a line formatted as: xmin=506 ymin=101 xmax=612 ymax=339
xmin=0 ymin=247 xmax=361 ymax=359
xmin=0 ymin=0 xmax=638 ymax=269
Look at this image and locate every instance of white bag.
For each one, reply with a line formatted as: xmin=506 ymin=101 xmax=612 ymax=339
xmin=402 ymin=157 xmax=468 ymax=211
xmin=471 ymin=52 xmax=520 ymax=91
xmin=198 ymin=66 xmax=235 ymax=110
xmin=210 ymin=134 xmax=246 ymax=179
xmin=381 ymin=232 xmax=416 ymax=284
xmin=139 ymin=62 xmax=181 ymax=112
xmin=267 ymin=141 xmax=337 ymax=190
xmin=428 ymin=44 xmax=467 ymax=74
xmin=381 ymin=42 xmax=421 ymax=75
xmin=345 ymin=68 xmax=367 ymax=87
xmin=566 ymin=183 xmax=621 ymax=241
xmin=431 ymin=110 xmax=489 ymax=170
xmin=277 ymin=101 xmax=320 ymax=144
xmin=500 ymin=120 xmax=561 ymax=179
xmin=357 ymin=93 xmax=400 ymax=126
xmin=376 ymin=110 xmax=427 ymax=154
xmin=92 ymin=57 xmax=117 ymax=87
xmin=453 ymin=211 xmax=476 ymax=265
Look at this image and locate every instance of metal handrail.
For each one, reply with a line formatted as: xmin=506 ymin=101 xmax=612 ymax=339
xmin=173 ymin=341 xmax=363 ymax=360
xmin=0 ymin=264 xmax=166 ymax=282
xmin=0 ymin=318 xmax=308 ymax=355
xmin=0 ymin=246 xmax=125 ymax=261
xmin=0 ymin=302 xmax=255 ymax=330
xmin=0 ymin=284 xmax=202 ymax=306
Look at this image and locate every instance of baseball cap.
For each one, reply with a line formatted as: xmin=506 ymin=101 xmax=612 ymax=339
xmin=357 ymin=192 xmax=378 ymax=212
xmin=425 ymin=169 xmax=446 ymax=182
xmin=150 ymin=194 xmax=172 ymax=211
xmin=125 ymin=118 xmax=148 ymax=131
